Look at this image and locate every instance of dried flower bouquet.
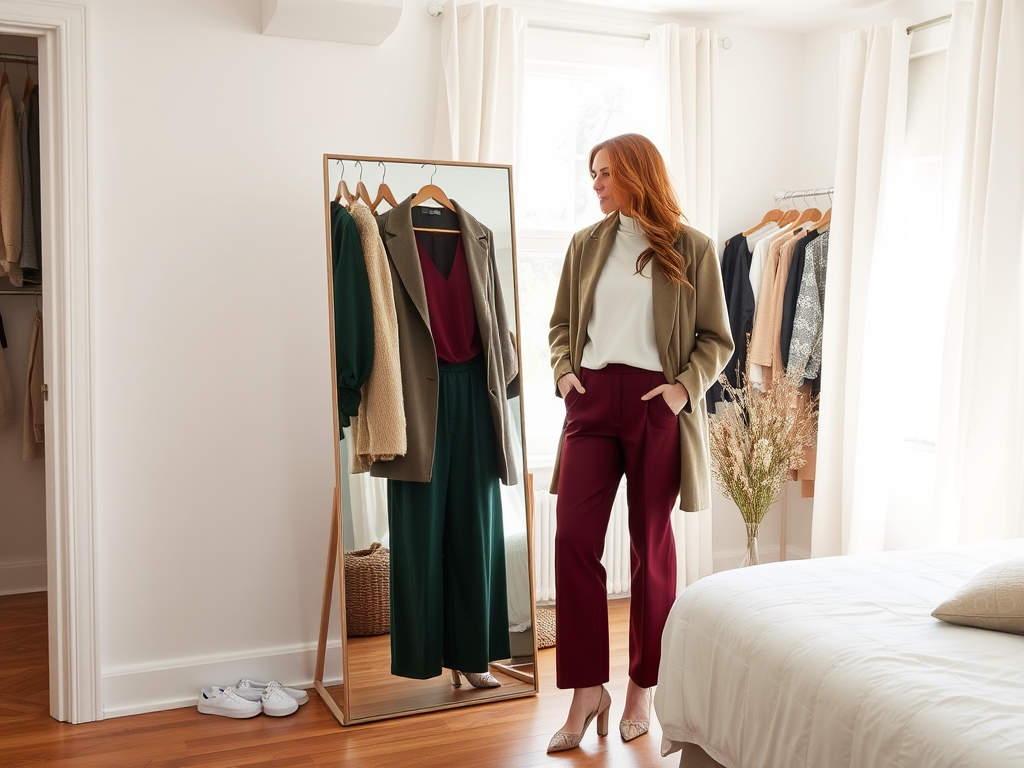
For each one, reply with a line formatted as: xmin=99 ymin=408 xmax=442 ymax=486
xmin=708 ymin=366 xmax=819 ymax=566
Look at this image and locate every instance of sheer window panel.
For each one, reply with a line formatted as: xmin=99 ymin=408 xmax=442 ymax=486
xmin=518 ymin=46 xmax=659 ymax=470
xmin=880 ymin=48 xmax=954 ymax=549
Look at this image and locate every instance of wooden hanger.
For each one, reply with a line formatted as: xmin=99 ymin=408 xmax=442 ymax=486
xmin=412 ymin=164 xmax=456 ymax=212
xmin=334 ymin=178 xmax=354 ymax=205
xmin=412 ymin=184 xmax=456 ymax=212
xmin=814 ymin=207 xmax=832 ymax=230
xmin=778 ymin=209 xmax=800 ymax=226
xmin=352 ymin=160 xmax=373 ymax=208
xmin=811 ymin=190 xmax=832 ymax=231
xmin=333 ymin=160 xmax=356 ymax=206
xmin=411 ymin=185 xmax=458 ymax=233
xmin=793 ymin=207 xmax=822 ymax=227
xmin=742 ymin=208 xmax=784 ymax=237
xmin=1 ymin=57 xmax=9 ymax=91
xmin=370 ymin=162 xmax=398 ymax=214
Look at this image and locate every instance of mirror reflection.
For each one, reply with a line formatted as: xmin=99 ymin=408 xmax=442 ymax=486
xmin=323 ymin=155 xmax=536 ymax=724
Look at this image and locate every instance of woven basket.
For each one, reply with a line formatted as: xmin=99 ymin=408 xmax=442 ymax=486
xmin=536 ymin=606 xmax=556 ymax=649
xmin=344 ymin=542 xmax=390 ymax=637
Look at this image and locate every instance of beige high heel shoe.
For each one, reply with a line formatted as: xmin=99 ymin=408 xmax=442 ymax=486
xmin=546 ymin=686 xmax=611 ymax=753
xmin=450 ymin=669 xmax=501 ymax=689
xmin=619 ymin=686 xmax=652 ymax=742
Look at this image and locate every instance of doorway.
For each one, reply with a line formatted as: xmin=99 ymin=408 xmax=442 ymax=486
xmin=0 ymin=3 xmax=96 ymax=724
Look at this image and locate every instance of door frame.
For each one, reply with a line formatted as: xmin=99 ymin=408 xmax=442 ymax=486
xmin=0 ymin=1 xmax=96 ymax=723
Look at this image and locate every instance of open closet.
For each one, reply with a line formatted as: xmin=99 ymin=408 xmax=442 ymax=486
xmin=0 ymin=33 xmax=44 ymax=597
xmin=0 ymin=30 xmax=47 ymax=727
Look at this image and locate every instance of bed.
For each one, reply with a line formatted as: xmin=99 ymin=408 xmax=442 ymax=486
xmin=654 ymin=539 xmax=1024 ymax=768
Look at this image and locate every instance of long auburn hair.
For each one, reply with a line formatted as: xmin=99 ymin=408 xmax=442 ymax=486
xmin=589 ymin=133 xmax=690 ymax=288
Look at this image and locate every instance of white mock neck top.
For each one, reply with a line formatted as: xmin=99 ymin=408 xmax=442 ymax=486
xmin=581 ymin=213 xmax=662 ymax=372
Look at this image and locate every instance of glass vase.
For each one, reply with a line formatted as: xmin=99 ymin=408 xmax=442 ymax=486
xmin=740 ymin=523 xmax=760 ymax=567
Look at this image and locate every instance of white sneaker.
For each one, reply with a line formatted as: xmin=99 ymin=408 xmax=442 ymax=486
xmin=260 ymin=680 xmax=299 ymax=717
xmin=197 ymin=686 xmax=262 ymax=718
xmin=236 ymin=678 xmax=309 ymax=706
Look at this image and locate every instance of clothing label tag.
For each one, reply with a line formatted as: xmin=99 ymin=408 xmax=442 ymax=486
xmin=421 ymin=207 xmax=443 ymax=216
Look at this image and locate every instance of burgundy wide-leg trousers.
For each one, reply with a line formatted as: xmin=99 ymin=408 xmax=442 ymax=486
xmin=554 ymin=364 xmax=681 ymax=690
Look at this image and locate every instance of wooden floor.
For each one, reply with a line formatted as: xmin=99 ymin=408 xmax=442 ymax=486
xmin=1 ymin=592 xmax=679 ymax=767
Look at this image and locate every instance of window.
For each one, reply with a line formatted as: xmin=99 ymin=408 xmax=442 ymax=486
xmin=880 ymin=46 xmax=955 ymax=547
xmin=516 ymin=30 xmax=658 ymax=469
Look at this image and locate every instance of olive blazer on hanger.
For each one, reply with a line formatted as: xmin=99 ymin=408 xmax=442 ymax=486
xmin=549 ymin=214 xmax=733 ymax=512
xmin=372 ymin=196 xmax=520 ymax=486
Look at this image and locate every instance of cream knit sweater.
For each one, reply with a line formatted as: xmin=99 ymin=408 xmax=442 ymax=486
xmin=347 ymin=203 xmax=406 ymax=472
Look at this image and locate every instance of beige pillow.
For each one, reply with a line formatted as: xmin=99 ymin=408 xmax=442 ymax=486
xmin=932 ymin=558 xmax=1024 ymax=635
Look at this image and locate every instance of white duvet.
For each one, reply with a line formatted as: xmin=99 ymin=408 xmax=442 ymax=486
xmin=655 ymin=540 xmax=1024 ymax=768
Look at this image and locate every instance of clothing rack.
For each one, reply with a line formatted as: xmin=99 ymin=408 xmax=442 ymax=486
xmin=0 ymin=289 xmax=42 ymax=295
xmin=0 ymin=53 xmax=38 ymax=65
xmin=774 ymin=187 xmax=833 ymax=203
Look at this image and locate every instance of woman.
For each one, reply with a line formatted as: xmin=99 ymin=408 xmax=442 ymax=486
xmin=547 ymin=133 xmax=732 ymax=753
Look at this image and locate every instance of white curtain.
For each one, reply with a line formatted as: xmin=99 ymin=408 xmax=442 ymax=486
xmin=811 ymin=21 xmax=911 ymax=557
xmin=646 ymin=24 xmax=719 ymax=587
xmin=646 ymin=24 xmax=719 ymax=244
xmin=934 ymin=0 xmax=1024 ymax=544
xmin=433 ymin=1 xmax=526 ymax=164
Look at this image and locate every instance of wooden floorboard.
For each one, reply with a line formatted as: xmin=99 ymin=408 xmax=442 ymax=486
xmin=0 ymin=592 xmax=677 ymax=767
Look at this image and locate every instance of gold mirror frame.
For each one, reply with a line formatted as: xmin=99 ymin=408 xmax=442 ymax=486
xmin=314 ymin=154 xmax=538 ymax=725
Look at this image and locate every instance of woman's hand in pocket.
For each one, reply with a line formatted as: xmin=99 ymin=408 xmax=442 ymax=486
xmin=641 ymin=382 xmax=689 ymax=415
xmin=557 ymin=373 xmax=585 ymax=399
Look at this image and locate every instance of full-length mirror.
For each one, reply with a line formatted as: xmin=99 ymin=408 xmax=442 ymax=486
xmin=316 ymin=154 xmax=537 ymax=725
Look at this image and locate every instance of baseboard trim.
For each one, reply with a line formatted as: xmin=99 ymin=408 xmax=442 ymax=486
xmin=102 ymin=640 xmax=345 ymax=718
xmin=0 ymin=559 xmax=47 ymax=595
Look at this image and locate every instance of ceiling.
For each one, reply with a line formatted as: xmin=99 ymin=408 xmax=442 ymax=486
xmin=546 ymin=0 xmax=897 ymax=34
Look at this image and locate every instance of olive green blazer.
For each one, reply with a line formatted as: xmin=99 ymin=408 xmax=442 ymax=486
xmin=372 ymin=196 xmax=520 ymax=485
xmin=548 ymin=214 xmax=733 ymax=512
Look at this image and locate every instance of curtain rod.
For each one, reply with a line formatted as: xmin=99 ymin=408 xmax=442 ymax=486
xmin=907 ymin=14 xmax=951 ymax=35
xmin=527 ymin=20 xmax=650 ymax=41
xmin=775 ymin=187 xmax=833 ymax=202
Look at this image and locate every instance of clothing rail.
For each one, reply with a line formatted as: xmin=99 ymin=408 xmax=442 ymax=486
xmin=0 ymin=288 xmax=42 ymax=295
xmin=907 ymin=14 xmax=951 ymax=35
xmin=774 ymin=187 xmax=833 ymax=203
xmin=0 ymin=53 xmax=38 ymax=65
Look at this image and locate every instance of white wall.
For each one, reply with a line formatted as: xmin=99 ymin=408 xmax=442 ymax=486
xmin=80 ymin=0 xmax=442 ymax=716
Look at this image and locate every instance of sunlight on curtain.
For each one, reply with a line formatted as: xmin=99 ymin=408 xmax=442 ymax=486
xmin=432 ymin=1 xmax=525 ymax=164
xmin=647 ymin=24 xmax=719 ymax=584
xmin=811 ymin=20 xmax=912 ymax=557
xmin=934 ymin=0 xmax=1024 ymax=544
